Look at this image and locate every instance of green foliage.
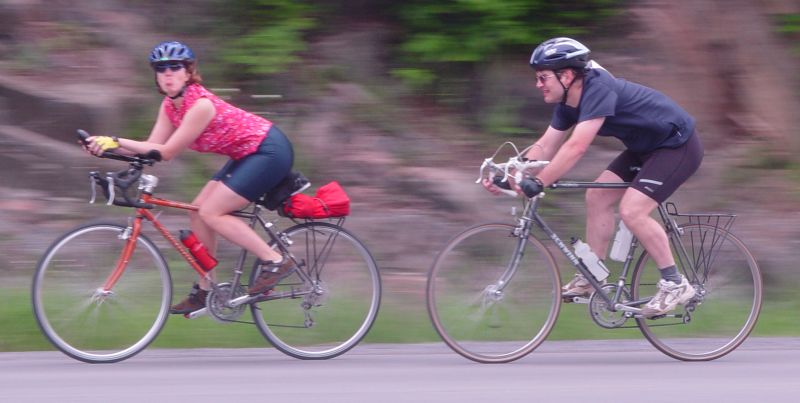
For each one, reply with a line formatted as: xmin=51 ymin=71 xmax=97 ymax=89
xmin=214 ymin=0 xmax=317 ymax=76
xmin=776 ymin=13 xmax=800 ymax=34
xmin=393 ymin=0 xmax=621 ymax=80
xmin=776 ymin=13 xmax=800 ymax=54
xmin=391 ymin=68 xmax=438 ymax=88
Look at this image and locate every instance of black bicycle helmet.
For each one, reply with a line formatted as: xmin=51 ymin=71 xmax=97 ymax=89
xmin=529 ymin=37 xmax=590 ymax=71
xmin=148 ymin=41 xmax=195 ymax=65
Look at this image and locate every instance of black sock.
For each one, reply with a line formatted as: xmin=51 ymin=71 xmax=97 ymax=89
xmin=659 ymin=265 xmax=682 ymax=283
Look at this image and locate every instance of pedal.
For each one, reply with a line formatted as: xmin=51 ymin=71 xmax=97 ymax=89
xmin=562 ymin=295 xmax=590 ymax=304
xmin=185 ymin=307 xmax=208 ymax=319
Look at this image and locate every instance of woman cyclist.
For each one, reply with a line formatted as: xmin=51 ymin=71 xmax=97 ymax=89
xmin=483 ymin=37 xmax=704 ymax=318
xmin=85 ymin=41 xmax=298 ymax=314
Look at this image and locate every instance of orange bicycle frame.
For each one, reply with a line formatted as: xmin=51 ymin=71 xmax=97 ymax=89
xmin=101 ymin=193 xmax=211 ymax=291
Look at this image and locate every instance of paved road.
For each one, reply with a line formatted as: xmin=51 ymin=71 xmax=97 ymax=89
xmin=1 ymin=338 xmax=797 ymax=403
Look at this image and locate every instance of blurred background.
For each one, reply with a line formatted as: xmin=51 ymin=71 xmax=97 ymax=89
xmin=1 ymin=0 xmax=798 ymax=350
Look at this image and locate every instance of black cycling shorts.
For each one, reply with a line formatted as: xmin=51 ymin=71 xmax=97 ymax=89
xmin=607 ymin=131 xmax=703 ymax=203
xmin=212 ymin=126 xmax=294 ymax=202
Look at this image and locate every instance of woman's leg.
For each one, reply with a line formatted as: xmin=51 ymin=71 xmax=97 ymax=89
xmin=196 ymin=182 xmax=283 ymax=263
xmin=189 ymin=180 xmax=223 ymax=290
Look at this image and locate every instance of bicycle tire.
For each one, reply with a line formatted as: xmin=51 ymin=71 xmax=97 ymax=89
xmin=32 ymin=223 xmax=172 ymax=363
xmin=427 ymin=223 xmax=561 ymax=363
xmin=631 ymin=223 xmax=762 ymax=361
xmin=250 ymin=221 xmax=381 ymax=359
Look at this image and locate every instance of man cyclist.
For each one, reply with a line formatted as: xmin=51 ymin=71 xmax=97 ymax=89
xmin=483 ymin=37 xmax=704 ymax=317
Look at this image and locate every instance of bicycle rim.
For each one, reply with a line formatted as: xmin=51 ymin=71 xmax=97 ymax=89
xmin=32 ymin=223 xmax=172 ymax=363
xmin=427 ymin=223 xmax=561 ymax=363
xmin=632 ymin=224 xmax=762 ymax=361
xmin=250 ymin=222 xmax=381 ymax=359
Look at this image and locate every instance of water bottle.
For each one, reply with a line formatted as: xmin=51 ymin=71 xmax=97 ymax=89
xmin=179 ymin=230 xmax=218 ymax=272
xmin=572 ymin=239 xmax=609 ymax=281
xmin=609 ymin=220 xmax=634 ymax=262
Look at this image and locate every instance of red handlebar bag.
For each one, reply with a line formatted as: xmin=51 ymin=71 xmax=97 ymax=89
xmin=283 ymin=181 xmax=350 ymax=218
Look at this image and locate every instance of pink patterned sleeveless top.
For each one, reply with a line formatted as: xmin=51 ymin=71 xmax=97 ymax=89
xmin=163 ymin=84 xmax=272 ymax=160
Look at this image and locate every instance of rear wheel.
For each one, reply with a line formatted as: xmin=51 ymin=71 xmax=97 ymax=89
xmin=32 ymin=223 xmax=171 ymax=363
xmin=250 ymin=222 xmax=381 ymax=359
xmin=631 ymin=224 xmax=762 ymax=361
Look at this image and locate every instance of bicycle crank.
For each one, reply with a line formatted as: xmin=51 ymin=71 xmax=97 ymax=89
xmin=206 ymin=282 xmax=247 ymax=323
xmin=588 ymin=284 xmax=631 ymax=329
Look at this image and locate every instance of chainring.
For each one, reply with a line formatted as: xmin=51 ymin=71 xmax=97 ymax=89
xmin=206 ymin=282 xmax=247 ymax=323
xmin=588 ymin=284 xmax=632 ymax=329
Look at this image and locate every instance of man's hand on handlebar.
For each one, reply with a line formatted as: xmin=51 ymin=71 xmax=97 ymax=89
xmin=476 ymin=144 xmax=550 ymax=198
xmin=482 ymin=174 xmax=518 ymax=197
xmin=481 ymin=176 xmax=499 ymax=195
xmin=483 ymin=174 xmax=544 ymax=198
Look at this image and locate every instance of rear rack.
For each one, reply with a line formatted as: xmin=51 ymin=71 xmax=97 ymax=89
xmin=665 ymin=202 xmax=736 ymax=232
xmin=665 ymin=202 xmax=736 ymax=281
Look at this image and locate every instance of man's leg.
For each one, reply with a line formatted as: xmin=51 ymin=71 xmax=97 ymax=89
xmin=586 ymin=170 xmax=626 ymax=258
xmin=620 ymin=188 xmax=695 ymax=316
xmin=563 ymin=170 xmax=626 ymax=297
xmin=618 ymin=188 xmax=672 ymax=268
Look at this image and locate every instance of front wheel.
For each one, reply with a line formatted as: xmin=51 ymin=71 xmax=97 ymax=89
xmin=427 ymin=223 xmax=561 ymax=363
xmin=32 ymin=223 xmax=172 ymax=363
xmin=631 ymin=223 xmax=762 ymax=361
xmin=250 ymin=222 xmax=381 ymax=359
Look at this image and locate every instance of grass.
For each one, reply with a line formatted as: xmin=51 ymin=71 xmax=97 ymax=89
xmin=3 ymin=284 xmax=797 ymax=354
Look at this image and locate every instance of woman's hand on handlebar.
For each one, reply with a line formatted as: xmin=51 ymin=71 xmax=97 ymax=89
xmin=83 ymin=135 xmax=120 ymax=156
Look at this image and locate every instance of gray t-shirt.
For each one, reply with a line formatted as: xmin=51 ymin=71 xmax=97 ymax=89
xmin=550 ymin=65 xmax=695 ymax=153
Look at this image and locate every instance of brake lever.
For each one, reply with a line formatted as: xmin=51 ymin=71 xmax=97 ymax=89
xmin=89 ymin=173 xmax=98 ymax=204
xmin=106 ymin=175 xmax=115 ymax=206
xmin=476 ymin=158 xmax=491 ymax=184
xmin=503 ymin=158 xmax=515 ymax=183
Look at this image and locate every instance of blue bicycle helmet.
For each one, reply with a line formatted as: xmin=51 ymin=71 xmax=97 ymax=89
xmin=148 ymin=41 xmax=195 ymax=65
xmin=529 ymin=37 xmax=590 ymax=71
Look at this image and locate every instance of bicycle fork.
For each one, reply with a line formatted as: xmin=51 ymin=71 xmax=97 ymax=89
xmin=98 ymin=217 xmax=144 ymax=299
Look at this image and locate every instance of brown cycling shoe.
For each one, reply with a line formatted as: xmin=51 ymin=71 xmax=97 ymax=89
xmin=169 ymin=284 xmax=208 ymax=314
xmin=248 ymin=257 xmax=297 ymax=295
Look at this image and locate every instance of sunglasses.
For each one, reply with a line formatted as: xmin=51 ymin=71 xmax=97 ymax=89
xmin=153 ymin=62 xmax=186 ymax=73
xmin=535 ymin=74 xmax=557 ymax=84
